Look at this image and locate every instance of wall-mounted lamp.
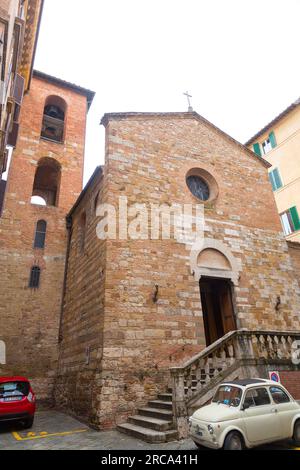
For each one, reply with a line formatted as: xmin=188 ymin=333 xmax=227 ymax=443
xmin=275 ymin=296 xmax=281 ymax=311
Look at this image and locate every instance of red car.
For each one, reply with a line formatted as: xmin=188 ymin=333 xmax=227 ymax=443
xmin=0 ymin=377 xmax=36 ymax=428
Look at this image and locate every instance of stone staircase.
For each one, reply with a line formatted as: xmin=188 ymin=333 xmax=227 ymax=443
xmin=118 ymin=329 xmax=300 ymax=441
xmin=117 ymin=373 xmax=211 ymax=443
xmin=117 ymin=391 xmax=178 ymax=443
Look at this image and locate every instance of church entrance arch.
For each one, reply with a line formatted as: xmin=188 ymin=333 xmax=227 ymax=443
xmin=190 ymin=239 xmax=241 ymax=346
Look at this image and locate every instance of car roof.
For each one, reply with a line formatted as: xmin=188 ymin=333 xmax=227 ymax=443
xmin=221 ymin=378 xmax=278 ymax=388
xmin=0 ymin=376 xmax=29 ymax=384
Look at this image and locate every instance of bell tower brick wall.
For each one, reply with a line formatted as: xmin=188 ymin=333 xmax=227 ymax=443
xmin=0 ymin=74 xmax=91 ymax=403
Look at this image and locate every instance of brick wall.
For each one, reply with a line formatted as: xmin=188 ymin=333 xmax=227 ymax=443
xmin=280 ymin=371 xmax=300 ymax=400
xmin=0 ymin=75 xmax=88 ymax=403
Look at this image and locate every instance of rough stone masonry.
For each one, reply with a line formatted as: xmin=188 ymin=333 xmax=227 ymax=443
xmin=55 ymin=111 xmax=300 ymax=429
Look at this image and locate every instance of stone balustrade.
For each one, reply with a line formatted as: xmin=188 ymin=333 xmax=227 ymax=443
xmin=170 ymin=329 xmax=300 ymax=438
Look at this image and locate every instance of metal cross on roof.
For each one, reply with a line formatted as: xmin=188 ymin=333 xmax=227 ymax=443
xmin=183 ymin=91 xmax=193 ymax=112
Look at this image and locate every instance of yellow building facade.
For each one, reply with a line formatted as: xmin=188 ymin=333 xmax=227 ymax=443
xmin=246 ymin=99 xmax=300 ymax=242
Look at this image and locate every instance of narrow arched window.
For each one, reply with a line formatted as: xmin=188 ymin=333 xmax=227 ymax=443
xmin=41 ymin=96 xmax=66 ymax=143
xmin=29 ymin=266 xmax=41 ymax=289
xmin=31 ymin=157 xmax=61 ymax=207
xmin=34 ymin=220 xmax=47 ymax=249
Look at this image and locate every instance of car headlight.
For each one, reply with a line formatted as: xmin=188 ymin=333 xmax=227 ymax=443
xmin=207 ymin=424 xmax=214 ymax=435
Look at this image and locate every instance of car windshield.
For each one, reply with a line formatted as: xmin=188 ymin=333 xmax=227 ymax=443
xmin=0 ymin=381 xmax=30 ymax=400
xmin=212 ymin=385 xmax=242 ymax=407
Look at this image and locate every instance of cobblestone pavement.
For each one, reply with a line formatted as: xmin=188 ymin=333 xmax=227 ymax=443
xmin=0 ymin=410 xmax=298 ymax=450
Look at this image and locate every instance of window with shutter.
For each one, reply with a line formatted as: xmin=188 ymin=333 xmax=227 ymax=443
xmin=269 ymin=168 xmax=283 ymax=191
xmin=290 ymin=206 xmax=300 ymax=231
xmin=253 ymin=143 xmax=262 ymax=157
xmin=269 ymin=131 xmax=277 ymax=149
xmin=280 ymin=207 xmax=300 ymax=235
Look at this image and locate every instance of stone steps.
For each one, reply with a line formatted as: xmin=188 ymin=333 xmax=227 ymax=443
xmin=117 ymin=422 xmax=178 ymax=443
xmin=117 ymin=391 xmax=178 ymax=443
xmin=148 ymin=400 xmax=173 ymax=410
xmin=128 ymin=415 xmax=173 ymax=431
xmin=157 ymin=393 xmax=172 ymax=401
xmin=138 ymin=406 xmax=173 ymax=420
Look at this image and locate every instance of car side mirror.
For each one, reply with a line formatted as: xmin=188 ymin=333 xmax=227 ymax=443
xmin=241 ymin=403 xmax=250 ymax=411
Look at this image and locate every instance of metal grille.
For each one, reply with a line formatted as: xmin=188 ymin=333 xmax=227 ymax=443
xmin=29 ymin=266 xmax=41 ymax=289
xmin=34 ymin=220 xmax=47 ymax=249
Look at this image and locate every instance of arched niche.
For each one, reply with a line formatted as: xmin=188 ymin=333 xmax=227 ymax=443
xmin=41 ymin=95 xmax=67 ymax=143
xmin=190 ymin=238 xmax=241 ymax=285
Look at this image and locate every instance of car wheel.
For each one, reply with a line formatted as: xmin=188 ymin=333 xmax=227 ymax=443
xmin=22 ymin=416 xmax=34 ymax=429
xmin=293 ymin=420 xmax=300 ymax=446
xmin=223 ymin=431 xmax=244 ymax=450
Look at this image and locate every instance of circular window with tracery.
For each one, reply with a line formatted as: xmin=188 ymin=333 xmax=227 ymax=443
xmin=186 ymin=168 xmax=219 ymax=203
xmin=186 ymin=175 xmax=210 ymax=201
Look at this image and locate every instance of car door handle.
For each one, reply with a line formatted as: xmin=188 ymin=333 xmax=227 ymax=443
xmin=271 ymin=408 xmax=278 ymax=413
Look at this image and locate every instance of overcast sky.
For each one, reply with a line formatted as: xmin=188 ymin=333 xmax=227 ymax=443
xmin=34 ymin=0 xmax=300 ymax=185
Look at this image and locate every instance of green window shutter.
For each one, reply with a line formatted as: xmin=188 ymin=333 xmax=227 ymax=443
xmin=253 ymin=142 xmax=262 ymax=157
xmin=269 ymin=172 xmax=276 ymax=191
xmin=290 ymin=206 xmax=300 ymax=231
xmin=269 ymin=131 xmax=277 ymax=149
xmin=273 ymin=168 xmax=282 ymax=190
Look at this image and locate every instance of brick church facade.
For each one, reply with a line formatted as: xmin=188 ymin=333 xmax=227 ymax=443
xmin=1 ymin=74 xmax=300 ymax=440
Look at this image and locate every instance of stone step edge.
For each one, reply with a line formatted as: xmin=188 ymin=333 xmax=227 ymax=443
xmin=117 ymin=423 xmax=178 ymax=443
xmin=129 ymin=415 xmax=173 ymax=431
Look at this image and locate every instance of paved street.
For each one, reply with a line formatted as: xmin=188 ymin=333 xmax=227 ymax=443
xmin=0 ymin=410 xmax=298 ymax=450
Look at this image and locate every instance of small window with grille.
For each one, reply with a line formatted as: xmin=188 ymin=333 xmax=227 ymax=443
xmin=34 ymin=220 xmax=47 ymax=249
xmin=29 ymin=266 xmax=41 ymax=289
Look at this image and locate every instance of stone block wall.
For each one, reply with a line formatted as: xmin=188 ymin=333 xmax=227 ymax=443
xmin=288 ymin=241 xmax=300 ymax=280
xmin=56 ymin=112 xmax=300 ymax=429
xmin=98 ymin=113 xmax=300 ymax=427
xmin=54 ymin=168 xmax=107 ymax=426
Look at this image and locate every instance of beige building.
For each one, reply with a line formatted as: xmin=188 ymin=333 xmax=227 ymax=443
xmin=0 ymin=0 xmax=44 ymax=179
xmin=246 ymin=98 xmax=300 ymax=242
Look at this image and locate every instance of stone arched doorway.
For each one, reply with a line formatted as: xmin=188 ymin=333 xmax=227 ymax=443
xmin=190 ymin=239 xmax=241 ymax=346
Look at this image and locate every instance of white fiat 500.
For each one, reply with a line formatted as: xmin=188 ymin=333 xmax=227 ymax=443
xmin=189 ymin=378 xmax=300 ymax=450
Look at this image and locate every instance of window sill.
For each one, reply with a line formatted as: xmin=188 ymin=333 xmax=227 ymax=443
xmin=30 ymin=203 xmax=58 ymax=209
xmin=40 ymin=136 xmax=64 ymax=145
xmin=285 ymin=230 xmax=300 ymax=240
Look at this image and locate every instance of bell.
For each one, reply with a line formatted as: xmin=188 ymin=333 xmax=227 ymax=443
xmin=46 ymin=105 xmax=59 ymax=118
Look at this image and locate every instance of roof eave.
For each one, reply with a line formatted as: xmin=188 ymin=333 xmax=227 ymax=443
xmin=101 ymin=111 xmax=271 ymax=168
xmin=246 ymin=99 xmax=300 ymax=146
xmin=33 ymin=70 xmax=95 ymax=109
xmin=67 ymin=166 xmax=103 ymax=219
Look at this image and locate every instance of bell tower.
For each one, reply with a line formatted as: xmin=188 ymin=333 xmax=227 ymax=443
xmin=0 ymin=71 xmax=94 ymax=403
